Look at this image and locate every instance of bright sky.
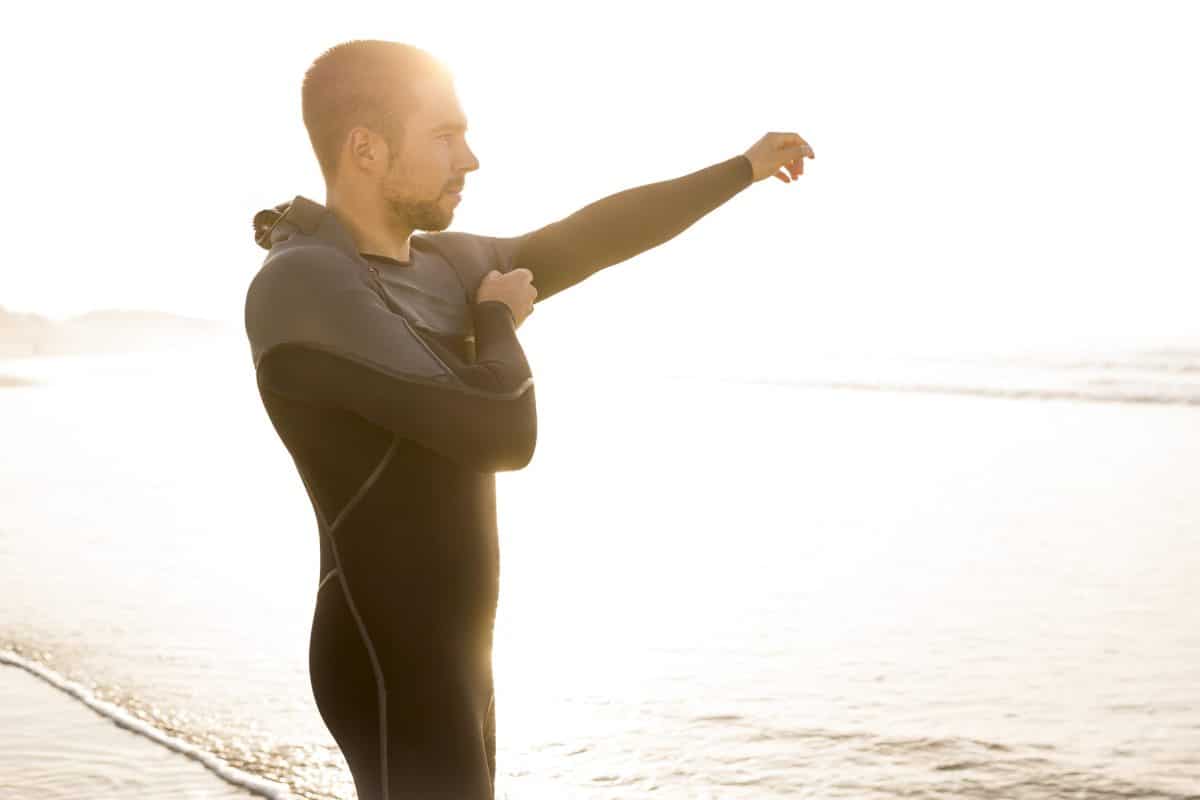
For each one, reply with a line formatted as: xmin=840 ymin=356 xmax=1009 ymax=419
xmin=3 ymin=0 xmax=1197 ymax=364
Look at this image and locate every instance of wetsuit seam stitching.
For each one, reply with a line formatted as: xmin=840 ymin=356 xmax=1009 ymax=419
xmin=328 ymin=438 xmax=401 ymax=536
xmin=316 ymin=568 xmax=339 ymax=593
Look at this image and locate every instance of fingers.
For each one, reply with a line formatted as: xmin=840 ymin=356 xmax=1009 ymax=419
xmin=490 ymin=267 xmax=534 ymax=284
xmin=776 ymin=133 xmax=815 ymax=160
xmin=780 ymin=140 xmax=812 ymax=181
xmin=775 ymin=133 xmax=811 ymax=152
xmin=774 ymin=145 xmax=813 ymax=184
xmin=777 ymin=154 xmax=809 ymax=181
xmin=786 ymin=144 xmax=813 ymax=162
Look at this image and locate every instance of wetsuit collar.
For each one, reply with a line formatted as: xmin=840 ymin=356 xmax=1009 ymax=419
xmin=253 ymin=196 xmax=425 ymax=268
xmin=252 ymin=195 xmax=363 ymax=263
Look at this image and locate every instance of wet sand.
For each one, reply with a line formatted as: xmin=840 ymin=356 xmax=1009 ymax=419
xmin=0 ymin=661 xmax=278 ymax=799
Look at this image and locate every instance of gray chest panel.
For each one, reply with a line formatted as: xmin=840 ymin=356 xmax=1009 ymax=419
xmin=367 ymin=251 xmax=476 ymax=360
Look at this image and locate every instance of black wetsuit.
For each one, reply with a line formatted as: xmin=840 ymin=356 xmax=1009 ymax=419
xmin=244 ymin=154 xmax=752 ymax=800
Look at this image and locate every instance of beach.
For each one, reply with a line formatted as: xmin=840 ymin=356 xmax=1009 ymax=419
xmin=1 ymin=343 xmax=1198 ymax=799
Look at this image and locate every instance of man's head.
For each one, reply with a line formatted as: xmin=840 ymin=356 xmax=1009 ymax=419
xmin=302 ymin=40 xmax=479 ymax=232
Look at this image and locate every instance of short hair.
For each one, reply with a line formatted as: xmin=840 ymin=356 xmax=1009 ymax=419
xmin=301 ymin=40 xmax=451 ymax=185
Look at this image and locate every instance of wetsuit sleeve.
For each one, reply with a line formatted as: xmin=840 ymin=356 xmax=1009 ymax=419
xmin=246 ymin=249 xmax=536 ymax=473
xmin=483 ymin=154 xmax=754 ymax=302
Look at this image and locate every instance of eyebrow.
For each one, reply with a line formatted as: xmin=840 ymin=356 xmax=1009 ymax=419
xmin=432 ymin=121 xmax=469 ymax=133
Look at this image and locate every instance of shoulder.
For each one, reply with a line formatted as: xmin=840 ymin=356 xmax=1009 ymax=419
xmin=415 ymin=231 xmax=527 ymax=287
xmin=244 ymin=243 xmax=381 ymax=365
xmin=249 ymin=243 xmax=369 ymax=299
xmin=246 ymin=244 xmax=378 ymax=324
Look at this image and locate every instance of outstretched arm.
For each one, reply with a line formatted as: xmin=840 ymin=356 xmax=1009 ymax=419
xmin=485 ymin=154 xmax=754 ymax=303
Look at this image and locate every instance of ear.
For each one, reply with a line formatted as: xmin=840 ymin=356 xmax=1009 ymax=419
xmin=345 ymin=127 xmax=387 ymax=174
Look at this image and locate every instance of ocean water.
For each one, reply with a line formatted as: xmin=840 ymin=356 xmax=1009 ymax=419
xmin=1 ymin=336 xmax=1198 ymax=799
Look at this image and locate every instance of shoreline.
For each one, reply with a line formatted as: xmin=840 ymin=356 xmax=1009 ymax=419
xmin=0 ymin=650 xmax=289 ymax=800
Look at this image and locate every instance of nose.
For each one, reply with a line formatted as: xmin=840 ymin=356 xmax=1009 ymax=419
xmin=460 ymin=142 xmax=480 ymax=173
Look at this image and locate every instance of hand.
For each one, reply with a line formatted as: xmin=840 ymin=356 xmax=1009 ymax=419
xmin=742 ymin=132 xmax=815 ymax=184
xmin=476 ymin=268 xmax=538 ymax=329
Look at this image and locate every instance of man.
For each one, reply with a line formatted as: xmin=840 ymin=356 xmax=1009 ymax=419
xmin=244 ymin=39 xmax=813 ymax=800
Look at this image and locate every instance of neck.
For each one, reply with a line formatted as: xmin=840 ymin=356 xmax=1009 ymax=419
xmin=325 ymin=186 xmax=414 ymax=262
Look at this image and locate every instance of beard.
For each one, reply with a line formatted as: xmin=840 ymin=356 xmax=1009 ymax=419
xmin=381 ymin=167 xmax=453 ymax=232
xmin=383 ymin=191 xmax=452 ymax=232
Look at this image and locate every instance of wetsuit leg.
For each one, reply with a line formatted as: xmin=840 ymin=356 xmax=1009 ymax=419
xmin=303 ymin=439 xmax=500 ymax=800
xmin=309 ymin=572 xmax=386 ymax=795
xmin=310 ymin=567 xmax=496 ymax=800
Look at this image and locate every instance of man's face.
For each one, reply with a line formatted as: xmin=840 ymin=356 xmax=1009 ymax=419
xmin=379 ymin=77 xmax=479 ymax=232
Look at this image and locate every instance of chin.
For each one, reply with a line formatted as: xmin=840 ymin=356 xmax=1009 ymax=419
xmin=409 ymin=206 xmax=453 ymax=232
xmin=419 ymin=216 xmax=452 ymax=233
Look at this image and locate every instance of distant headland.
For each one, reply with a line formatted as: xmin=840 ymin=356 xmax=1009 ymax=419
xmin=0 ymin=306 xmax=234 ymax=358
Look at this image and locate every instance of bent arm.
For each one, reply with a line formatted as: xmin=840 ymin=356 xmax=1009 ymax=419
xmin=257 ymin=299 xmax=536 ymax=473
xmin=487 ymin=154 xmax=754 ymax=302
xmin=246 ymin=248 xmax=537 ymax=472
